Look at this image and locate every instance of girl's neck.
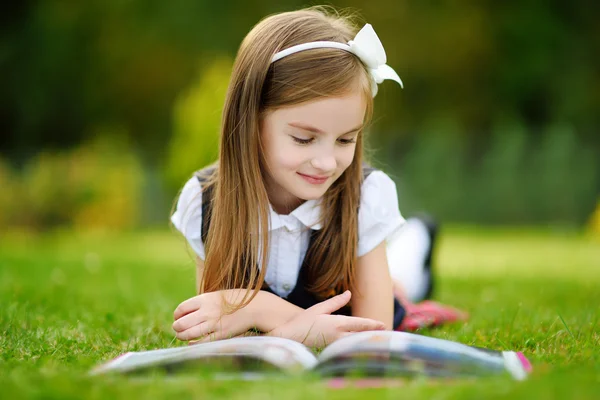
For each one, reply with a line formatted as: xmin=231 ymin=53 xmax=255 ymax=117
xmin=264 ymin=179 xmax=306 ymax=215
xmin=269 ymin=192 xmax=306 ymax=215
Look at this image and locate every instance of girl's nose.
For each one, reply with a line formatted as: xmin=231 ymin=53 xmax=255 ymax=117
xmin=310 ymin=154 xmax=336 ymax=172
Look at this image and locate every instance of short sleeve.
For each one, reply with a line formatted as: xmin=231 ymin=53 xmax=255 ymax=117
xmin=170 ymin=176 xmax=206 ymax=259
xmin=357 ymin=170 xmax=406 ymax=257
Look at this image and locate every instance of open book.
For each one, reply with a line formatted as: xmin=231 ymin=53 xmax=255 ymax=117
xmin=92 ymin=331 xmax=532 ymax=380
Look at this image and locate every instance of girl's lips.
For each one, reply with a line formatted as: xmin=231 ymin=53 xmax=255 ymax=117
xmin=297 ymin=172 xmax=329 ymax=184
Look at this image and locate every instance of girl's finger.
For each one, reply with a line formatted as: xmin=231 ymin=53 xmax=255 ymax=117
xmin=173 ymin=297 xmax=202 ymax=320
xmin=192 ymin=329 xmax=229 ymax=344
xmin=175 ymin=321 xmax=216 ymax=341
xmin=307 ymin=291 xmax=351 ymax=315
xmin=172 ymin=310 xmax=207 ymax=333
xmin=341 ymin=317 xmax=386 ymax=332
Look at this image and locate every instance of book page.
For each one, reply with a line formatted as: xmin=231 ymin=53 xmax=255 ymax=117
xmin=315 ymin=331 xmax=519 ymax=378
xmin=92 ymin=336 xmax=318 ymax=375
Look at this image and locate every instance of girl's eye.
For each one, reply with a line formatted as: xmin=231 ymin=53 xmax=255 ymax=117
xmin=338 ymin=138 xmax=357 ymax=145
xmin=291 ymin=136 xmax=313 ymax=145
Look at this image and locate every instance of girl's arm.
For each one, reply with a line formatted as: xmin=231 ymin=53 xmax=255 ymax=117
xmin=192 ymin=257 xmax=304 ymax=332
xmin=177 ymin=257 xmax=389 ymax=343
xmin=247 ymin=291 xmax=304 ymax=332
xmin=173 ymin=288 xmax=305 ymax=341
xmin=351 ymin=241 xmax=394 ymax=330
xmin=182 ymin=292 xmax=386 ymax=347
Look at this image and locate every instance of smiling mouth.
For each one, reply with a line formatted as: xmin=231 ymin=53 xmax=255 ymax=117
xmin=297 ymin=172 xmax=330 ymax=184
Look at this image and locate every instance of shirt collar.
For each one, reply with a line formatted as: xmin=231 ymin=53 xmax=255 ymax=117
xmin=268 ymin=199 xmax=323 ymax=231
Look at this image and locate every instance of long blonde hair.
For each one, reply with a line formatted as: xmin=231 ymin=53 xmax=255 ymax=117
xmin=200 ymin=7 xmax=374 ymax=310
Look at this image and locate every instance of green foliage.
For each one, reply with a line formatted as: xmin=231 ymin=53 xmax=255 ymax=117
xmin=0 ymin=133 xmax=144 ymax=230
xmin=0 ymin=228 xmax=599 ymax=397
xmin=0 ymin=160 xmax=20 ymax=228
xmin=165 ymin=58 xmax=232 ymax=191
xmin=390 ymin=121 xmax=599 ymax=225
xmin=2 ymin=1 xmax=599 ymax=226
xmin=589 ymin=201 xmax=600 ymax=236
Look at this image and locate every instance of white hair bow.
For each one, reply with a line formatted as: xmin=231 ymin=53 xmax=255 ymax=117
xmin=348 ymin=24 xmax=403 ymax=96
xmin=271 ymin=24 xmax=403 ymax=97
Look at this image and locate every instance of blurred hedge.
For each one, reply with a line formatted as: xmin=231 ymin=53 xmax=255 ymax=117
xmin=0 ymin=134 xmax=143 ymax=231
xmin=386 ymin=121 xmax=599 ymax=225
xmin=1 ymin=1 xmax=598 ymax=229
xmin=165 ymin=58 xmax=231 ymax=192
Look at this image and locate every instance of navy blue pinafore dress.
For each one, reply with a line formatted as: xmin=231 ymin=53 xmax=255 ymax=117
xmin=196 ymin=166 xmax=406 ymax=329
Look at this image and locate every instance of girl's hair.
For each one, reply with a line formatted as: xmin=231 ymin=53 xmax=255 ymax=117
xmin=200 ymin=7 xmax=374 ymax=310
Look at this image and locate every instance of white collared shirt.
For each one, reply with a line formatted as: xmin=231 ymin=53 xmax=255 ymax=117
xmin=171 ymin=170 xmax=405 ymax=298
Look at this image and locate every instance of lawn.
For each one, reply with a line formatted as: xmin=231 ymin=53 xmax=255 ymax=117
xmin=1 ymin=226 xmax=598 ymax=399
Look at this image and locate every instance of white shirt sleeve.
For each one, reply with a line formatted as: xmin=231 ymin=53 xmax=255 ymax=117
xmin=357 ymin=170 xmax=406 ymax=257
xmin=170 ymin=176 xmax=206 ymax=259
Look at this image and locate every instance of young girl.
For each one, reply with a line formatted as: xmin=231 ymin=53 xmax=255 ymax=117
xmin=170 ymin=8 xmax=450 ymax=347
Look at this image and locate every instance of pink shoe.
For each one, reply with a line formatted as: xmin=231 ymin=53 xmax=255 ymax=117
xmin=397 ymin=300 xmax=468 ymax=331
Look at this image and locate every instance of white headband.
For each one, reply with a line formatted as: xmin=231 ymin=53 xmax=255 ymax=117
xmin=271 ymin=24 xmax=403 ymax=97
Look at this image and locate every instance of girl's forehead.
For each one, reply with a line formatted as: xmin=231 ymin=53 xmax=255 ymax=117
xmin=268 ymin=91 xmax=367 ymax=134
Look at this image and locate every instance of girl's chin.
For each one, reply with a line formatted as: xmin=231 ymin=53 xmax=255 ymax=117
xmin=293 ymin=188 xmax=328 ymax=201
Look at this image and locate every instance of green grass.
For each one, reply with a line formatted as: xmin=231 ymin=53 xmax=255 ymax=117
xmin=1 ymin=227 xmax=599 ymax=399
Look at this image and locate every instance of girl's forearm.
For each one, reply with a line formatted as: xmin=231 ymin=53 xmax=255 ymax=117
xmin=247 ymin=291 xmax=304 ymax=332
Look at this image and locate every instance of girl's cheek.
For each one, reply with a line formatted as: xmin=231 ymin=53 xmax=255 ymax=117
xmin=339 ymin=147 xmax=356 ymax=169
xmin=275 ymin=144 xmax=308 ymax=169
xmin=278 ymin=152 xmax=306 ymax=170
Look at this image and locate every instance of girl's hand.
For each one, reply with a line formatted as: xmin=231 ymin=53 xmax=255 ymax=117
xmin=267 ymin=291 xmax=386 ymax=348
xmin=172 ymin=290 xmax=256 ymax=342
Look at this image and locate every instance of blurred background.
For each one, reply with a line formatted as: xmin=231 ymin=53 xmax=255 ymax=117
xmin=1 ymin=0 xmax=599 ymax=232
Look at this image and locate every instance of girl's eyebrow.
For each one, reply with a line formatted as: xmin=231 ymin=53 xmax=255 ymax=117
xmin=288 ymin=122 xmax=363 ymax=136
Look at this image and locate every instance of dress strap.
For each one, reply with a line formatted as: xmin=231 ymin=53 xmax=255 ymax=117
xmin=194 ymin=167 xmax=216 ymax=244
xmin=362 ymin=163 xmax=376 ymax=180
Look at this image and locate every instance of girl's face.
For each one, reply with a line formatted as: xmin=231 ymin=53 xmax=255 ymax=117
xmin=260 ymin=90 xmax=366 ymax=213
